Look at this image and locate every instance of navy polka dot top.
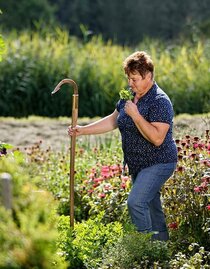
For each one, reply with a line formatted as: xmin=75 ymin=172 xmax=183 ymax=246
xmin=116 ymin=82 xmax=178 ymax=177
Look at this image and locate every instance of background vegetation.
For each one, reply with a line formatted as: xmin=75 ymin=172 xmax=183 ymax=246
xmin=0 ymin=0 xmax=210 ymax=45
xmin=0 ymin=30 xmax=209 ymax=118
xmin=0 ymin=1 xmax=210 ymax=118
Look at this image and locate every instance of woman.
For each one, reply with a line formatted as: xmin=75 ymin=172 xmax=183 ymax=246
xmin=68 ymin=51 xmax=178 ymax=241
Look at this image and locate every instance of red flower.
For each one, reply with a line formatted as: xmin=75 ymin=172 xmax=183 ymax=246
xmin=168 ymin=222 xmax=178 ymax=229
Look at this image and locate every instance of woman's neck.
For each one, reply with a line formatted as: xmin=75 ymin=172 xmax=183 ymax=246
xmin=134 ymin=80 xmax=154 ymax=102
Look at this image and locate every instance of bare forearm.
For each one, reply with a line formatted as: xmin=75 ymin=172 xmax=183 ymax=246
xmin=71 ymin=110 xmax=119 ymax=136
xmin=131 ymin=113 xmax=157 ymax=142
xmin=82 ymin=114 xmax=117 ymax=135
xmin=131 ymin=113 xmax=169 ymax=146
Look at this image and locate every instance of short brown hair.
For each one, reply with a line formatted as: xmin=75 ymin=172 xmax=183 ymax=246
xmin=123 ymin=51 xmax=154 ymax=79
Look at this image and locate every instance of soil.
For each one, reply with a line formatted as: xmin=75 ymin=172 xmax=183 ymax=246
xmin=1 ymin=114 xmax=210 ymax=151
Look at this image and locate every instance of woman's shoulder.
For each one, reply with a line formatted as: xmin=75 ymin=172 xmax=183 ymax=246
xmin=116 ymin=99 xmax=126 ymax=111
xmin=154 ymin=84 xmax=172 ymax=104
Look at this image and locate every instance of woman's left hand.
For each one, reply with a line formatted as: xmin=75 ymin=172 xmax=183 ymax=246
xmin=124 ymin=100 xmax=139 ymax=117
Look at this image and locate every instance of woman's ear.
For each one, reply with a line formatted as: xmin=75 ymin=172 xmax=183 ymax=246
xmin=146 ymin=72 xmax=152 ymax=81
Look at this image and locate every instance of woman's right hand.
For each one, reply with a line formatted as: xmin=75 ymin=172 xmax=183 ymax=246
xmin=68 ymin=125 xmax=84 ymax=136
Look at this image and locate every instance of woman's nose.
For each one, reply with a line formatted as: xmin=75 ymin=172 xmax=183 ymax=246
xmin=128 ymin=80 xmax=133 ymax=87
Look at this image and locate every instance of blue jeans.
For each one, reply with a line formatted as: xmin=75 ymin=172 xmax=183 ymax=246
xmin=127 ymin=162 xmax=177 ymax=241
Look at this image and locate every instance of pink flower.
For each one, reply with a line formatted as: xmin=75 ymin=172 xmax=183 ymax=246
xmin=194 ymin=186 xmax=201 ymax=193
xmin=110 ymin=164 xmax=120 ymax=172
xmin=104 ymin=184 xmax=111 ymax=190
xmin=98 ymin=193 xmax=106 ymax=198
xmin=94 ymin=177 xmax=103 ymax=183
xmin=101 ymin=166 xmax=110 ymax=177
xmin=193 ymin=143 xmax=199 ymax=149
xmin=93 ymin=183 xmax=99 ymax=188
xmin=89 ymin=172 xmax=95 ymax=179
xmin=206 ymin=205 xmax=210 ymax=210
xmin=88 ymin=189 xmax=94 ymax=193
xmin=121 ymin=183 xmax=126 ymax=189
xmin=121 ymin=175 xmax=130 ymax=182
xmin=201 ymin=176 xmax=210 ymax=183
xmin=101 ymin=166 xmax=110 ymax=172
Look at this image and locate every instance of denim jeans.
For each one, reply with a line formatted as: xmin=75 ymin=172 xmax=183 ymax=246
xmin=127 ymin=162 xmax=177 ymax=241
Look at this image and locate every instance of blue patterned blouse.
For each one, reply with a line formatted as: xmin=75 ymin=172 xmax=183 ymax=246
xmin=116 ymin=82 xmax=178 ymax=177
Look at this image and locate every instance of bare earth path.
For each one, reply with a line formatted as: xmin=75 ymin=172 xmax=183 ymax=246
xmin=1 ymin=114 xmax=210 ymax=151
xmin=1 ymin=117 xmax=72 ymax=151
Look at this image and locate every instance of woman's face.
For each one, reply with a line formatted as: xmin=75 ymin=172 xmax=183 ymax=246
xmin=127 ymin=71 xmax=152 ymax=96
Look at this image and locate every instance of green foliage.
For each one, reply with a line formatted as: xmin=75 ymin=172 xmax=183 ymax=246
xmin=0 ymin=29 xmax=210 ymax=118
xmin=169 ymin=243 xmax=210 ymax=268
xmin=162 ymin=131 xmax=210 ymax=252
xmin=1 ymin=118 xmax=209 ymax=268
xmin=3 ymin=0 xmax=208 ymax=44
xmin=26 ymin=127 xmax=210 ymax=252
xmin=0 ymin=34 xmax=5 ymax=62
xmin=100 ymin=231 xmax=170 ymax=269
xmin=0 ymin=0 xmax=56 ymax=31
xmin=0 ymin=150 xmax=66 ymax=268
xmin=57 ymin=213 xmax=123 ymax=269
xmin=119 ymin=87 xmax=134 ymax=101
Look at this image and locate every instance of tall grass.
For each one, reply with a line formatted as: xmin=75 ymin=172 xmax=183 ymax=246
xmin=0 ymin=28 xmax=209 ymax=117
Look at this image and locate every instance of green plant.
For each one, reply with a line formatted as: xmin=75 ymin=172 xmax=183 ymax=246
xmin=163 ymin=131 xmax=210 ymax=252
xmin=57 ymin=212 xmax=123 ymax=269
xmin=169 ymin=243 xmax=210 ymax=268
xmin=0 ymin=34 xmax=5 ymax=62
xmin=0 ymin=29 xmax=210 ymax=117
xmin=119 ymin=87 xmax=134 ymax=101
xmin=0 ymin=149 xmax=66 ymax=268
xmin=100 ymin=230 xmax=170 ymax=269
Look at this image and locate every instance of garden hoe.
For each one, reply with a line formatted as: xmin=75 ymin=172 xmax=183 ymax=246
xmin=51 ymin=79 xmax=79 ymax=228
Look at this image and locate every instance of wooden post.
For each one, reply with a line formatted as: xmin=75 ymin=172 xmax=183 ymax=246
xmin=0 ymin=172 xmax=12 ymax=210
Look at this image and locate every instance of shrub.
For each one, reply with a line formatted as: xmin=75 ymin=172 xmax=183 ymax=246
xmin=169 ymin=243 xmax=210 ymax=268
xmin=0 ymin=148 xmax=66 ymax=268
xmin=99 ymin=230 xmax=170 ymax=269
xmin=57 ymin=212 xmax=123 ymax=269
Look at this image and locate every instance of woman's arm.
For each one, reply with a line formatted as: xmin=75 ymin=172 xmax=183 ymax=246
xmin=68 ymin=109 xmax=119 ymax=136
xmin=125 ymin=100 xmax=169 ymax=146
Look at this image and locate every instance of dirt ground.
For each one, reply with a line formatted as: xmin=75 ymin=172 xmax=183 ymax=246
xmin=1 ymin=114 xmax=210 ymax=151
xmin=0 ymin=117 xmax=100 ymax=151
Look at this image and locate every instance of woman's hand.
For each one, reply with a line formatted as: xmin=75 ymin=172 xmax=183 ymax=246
xmin=124 ymin=100 xmax=139 ymax=117
xmin=68 ymin=125 xmax=84 ymax=136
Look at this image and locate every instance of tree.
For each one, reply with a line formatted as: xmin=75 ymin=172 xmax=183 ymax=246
xmin=0 ymin=10 xmax=5 ymax=61
xmin=0 ymin=0 xmax=57 ymax=31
